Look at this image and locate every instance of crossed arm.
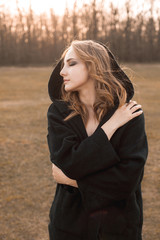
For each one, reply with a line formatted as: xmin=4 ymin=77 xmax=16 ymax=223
xmin=52 ymin=163 xmax=78 ymax=187
xmin=51 ymin=100 xmax=143 ymax=187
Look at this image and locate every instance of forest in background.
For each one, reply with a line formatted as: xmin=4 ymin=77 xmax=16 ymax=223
xmin=0 ymin=0 xmax=160 ymax=65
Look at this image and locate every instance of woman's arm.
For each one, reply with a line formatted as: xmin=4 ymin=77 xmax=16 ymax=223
xmin=47 ymin=102 xmax=120 ymax=179
xmin=101 ymin=101 xmax=142 ymax=140
xmin=50 ymin=101 xmax=143 ymax=187
xmin=76 ymin=113 xmax=148 ymax=212
xmin=52 ymin=163 xmax=78 ymax=188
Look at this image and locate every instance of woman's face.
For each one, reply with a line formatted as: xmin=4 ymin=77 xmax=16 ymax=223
xmin=60 ymin=46 xmax=90 ymax=92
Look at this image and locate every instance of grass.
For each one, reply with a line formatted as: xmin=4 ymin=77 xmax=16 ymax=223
xmin=0 ymin=64 xmax=160 ymax=240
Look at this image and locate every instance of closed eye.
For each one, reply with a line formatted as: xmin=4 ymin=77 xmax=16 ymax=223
xmin=69 ymin=61 xmax=77 ymax=66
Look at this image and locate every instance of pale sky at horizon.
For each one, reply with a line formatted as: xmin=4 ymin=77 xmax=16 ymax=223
xmin=0 ymin=0 xmax=160 ymax=18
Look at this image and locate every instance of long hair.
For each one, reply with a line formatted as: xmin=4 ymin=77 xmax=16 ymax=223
xmin=60 ymin=40 xmax=127 ymax=125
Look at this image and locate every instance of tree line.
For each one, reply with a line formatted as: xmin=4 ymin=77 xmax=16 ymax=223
xmin=0 ymin=0 xmax=160 ymax=65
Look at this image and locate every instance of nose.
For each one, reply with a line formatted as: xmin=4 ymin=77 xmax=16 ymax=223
xmin=60 ymin=65 xmax=67 ymax=77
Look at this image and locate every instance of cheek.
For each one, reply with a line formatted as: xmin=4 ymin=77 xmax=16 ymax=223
xmin=79 ymin=72 xmax=88 ymax=83
xmin=65 ymin=65 xmax=89 ymax=91
xmin=78 ymin=65 xmax=88 ymax=82
xmin=70 ymin=66 xmax=88 ymax=82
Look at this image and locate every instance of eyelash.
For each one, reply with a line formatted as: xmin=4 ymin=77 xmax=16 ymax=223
xmin=69 ymin=62 xmax=77 ymax=66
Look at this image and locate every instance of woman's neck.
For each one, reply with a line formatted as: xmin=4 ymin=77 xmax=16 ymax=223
xmin=79 ymin=83 xmax=96 ymax=110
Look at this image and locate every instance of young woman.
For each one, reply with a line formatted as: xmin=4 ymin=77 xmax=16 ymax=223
xmin=47 ymin=40 xmax=148 ymax=240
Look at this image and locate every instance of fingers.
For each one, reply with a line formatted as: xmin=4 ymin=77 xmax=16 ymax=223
xmin=129 ymin=101 xmax=143 ymax=118
xmin=130 ymin=104 xmax=142 ymax=113
xmin=126 ymin=100 xmax=137 ymax=109
xmin=52 ymin=163 xmax=55 ymax=171
xmin=131 ymin=109 xmax=143 ymax=118
xmin=52 ymin=164 xmax=57 ymax=177
xmin=125 ymin=100 xmax=143 ymax=118
xmin=52 ymin=163 xmax=58 ymax=169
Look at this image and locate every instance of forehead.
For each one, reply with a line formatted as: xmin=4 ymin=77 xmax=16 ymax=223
xmin=64 ymin=46 xmax=79 ymax=62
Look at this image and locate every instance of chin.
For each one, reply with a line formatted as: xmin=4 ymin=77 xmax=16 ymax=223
xmin=64 ymin=87 xmax=71 ymax=92
xmin=65 ymin=86 xmax=77 ymax=92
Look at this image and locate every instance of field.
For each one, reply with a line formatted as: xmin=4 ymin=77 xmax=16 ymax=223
xmin=0 ymin=64 xmax=160 ymax=240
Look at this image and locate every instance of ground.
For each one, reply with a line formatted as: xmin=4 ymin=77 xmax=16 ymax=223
xmin=0 ymin=64 xmax=160 ymax=240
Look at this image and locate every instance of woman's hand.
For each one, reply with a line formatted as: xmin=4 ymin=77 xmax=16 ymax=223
xmin=52 ymin=163 xmax=78 ymax=188
xmin=111 ymin=100 xmax=143 ymax=128
xmin=101 ymin=100 xmax=143 ymax=140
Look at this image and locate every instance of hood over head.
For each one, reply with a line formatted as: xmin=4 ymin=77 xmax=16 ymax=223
xmin=48 ymin=41 xmax=134 ymax=103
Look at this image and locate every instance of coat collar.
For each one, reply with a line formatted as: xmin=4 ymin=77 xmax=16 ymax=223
xmin=54 ymin=99 xmax=117 ymax=139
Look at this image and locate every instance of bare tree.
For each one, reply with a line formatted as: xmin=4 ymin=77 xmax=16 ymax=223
xmin=156 ymin=13 xmax=160 ymax=61
xmin=123 ymin=0 xmax=132 ymax=61
xmin=71 ymin=1 xmax=79 ymax=39
xmin=0 ymin=0 xmax=160 ymax=65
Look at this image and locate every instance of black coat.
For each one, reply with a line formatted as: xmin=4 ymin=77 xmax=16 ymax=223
xmin=47 ymin=100 xmax=148 ymax=240
xmin=47 ymin=41 xmax=148 ymax=240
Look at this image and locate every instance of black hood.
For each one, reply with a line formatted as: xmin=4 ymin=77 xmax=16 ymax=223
xmin=48 ymin=42 xmax=134 ymax=103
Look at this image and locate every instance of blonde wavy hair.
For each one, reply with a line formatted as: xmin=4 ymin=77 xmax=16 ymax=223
xmin=60 ymin=40 xmax=127 ymax=125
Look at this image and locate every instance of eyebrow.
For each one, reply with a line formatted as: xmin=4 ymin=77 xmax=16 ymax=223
xmin=66 ymin=58 xmax=77 ymax=62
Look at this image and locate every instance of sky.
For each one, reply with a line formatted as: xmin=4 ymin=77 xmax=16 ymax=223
xmin=0 ymin=0 xmax=160 ymax=17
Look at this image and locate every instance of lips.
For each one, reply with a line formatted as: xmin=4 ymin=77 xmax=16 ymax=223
xmin=64 ymin=79 xmax=70 ymax=83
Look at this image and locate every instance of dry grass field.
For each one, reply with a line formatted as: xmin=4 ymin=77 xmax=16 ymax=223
xmin=0 ymin=64 xmax=160 ymax=240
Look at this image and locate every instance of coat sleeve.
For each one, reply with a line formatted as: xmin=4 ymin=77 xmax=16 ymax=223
xmin=76 ymin=113 xmax=148 ymax=212
xmin=47 ymin=102 xmax=120 ymax=179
